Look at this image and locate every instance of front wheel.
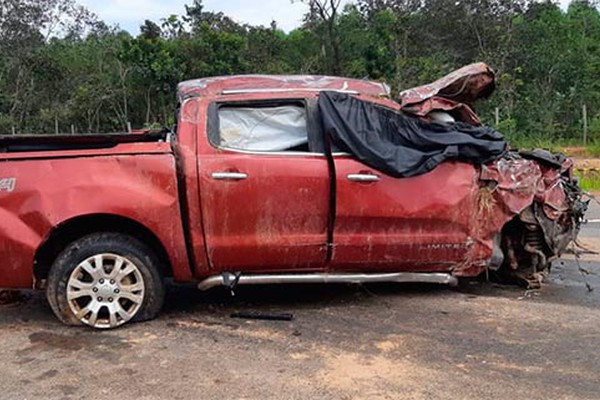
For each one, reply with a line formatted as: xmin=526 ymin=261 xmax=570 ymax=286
xmin=46 ymin=233 xmax=165 ymax=329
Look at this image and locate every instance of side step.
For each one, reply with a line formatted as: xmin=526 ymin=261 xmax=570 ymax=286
xmin=197 ymin=272 xmax=458 ymax=291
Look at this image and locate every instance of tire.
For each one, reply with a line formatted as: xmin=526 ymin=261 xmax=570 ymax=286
xmin=46 ymin=232 xmax=165 ymax=329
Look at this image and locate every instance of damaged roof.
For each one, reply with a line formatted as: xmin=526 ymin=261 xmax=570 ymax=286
xmin=177 ymin=75 xmax=391 ymax=101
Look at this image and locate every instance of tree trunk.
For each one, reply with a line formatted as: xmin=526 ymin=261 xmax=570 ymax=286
xmin=146 ymin=88 xmax=152 ymax=124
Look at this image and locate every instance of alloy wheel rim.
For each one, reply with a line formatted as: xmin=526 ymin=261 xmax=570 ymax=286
xmin=66 ymin=253 xmax=145 ymax=329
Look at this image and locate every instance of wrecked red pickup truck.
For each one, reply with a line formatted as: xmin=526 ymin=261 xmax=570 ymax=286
xmin=0 ymin=63 xmax=586 ymax=329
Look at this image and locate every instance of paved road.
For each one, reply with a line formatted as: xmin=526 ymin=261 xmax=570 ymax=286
xmin=582 ymin=198 xmax=600 ymax=238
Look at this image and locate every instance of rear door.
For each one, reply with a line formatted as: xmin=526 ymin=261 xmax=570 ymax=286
xmin=198 ymin=98 xmax=330 ymax=272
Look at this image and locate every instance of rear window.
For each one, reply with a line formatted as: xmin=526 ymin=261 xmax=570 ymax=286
xmin=218 ymin=105 xmax=309 ymax=152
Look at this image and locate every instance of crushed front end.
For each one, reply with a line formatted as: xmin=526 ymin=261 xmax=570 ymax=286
xmin=399 ymin=63 xmax=588 ymax=288
xmin=480 ymin=150 xmax=587 ymax=287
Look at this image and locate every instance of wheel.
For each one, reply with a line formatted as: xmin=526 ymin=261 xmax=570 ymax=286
xmin=46 ymin=232 xmax=165 ymax=329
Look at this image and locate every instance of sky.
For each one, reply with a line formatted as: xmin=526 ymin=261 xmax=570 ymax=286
xmin=79 ymin=0 xmax=572 ymax=34
xmin=79 ymin=0 xmax=352 ymax=33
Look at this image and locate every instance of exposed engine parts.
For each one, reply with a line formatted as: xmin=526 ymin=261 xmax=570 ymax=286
xmin=497 ymin=150 xmax=588 ymax=288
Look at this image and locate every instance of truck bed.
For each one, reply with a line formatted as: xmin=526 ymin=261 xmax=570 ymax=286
xmin=0 ymin=131 xmax=169 ymax=154
xmin=0 ymin=131 xmax=192 ymax=289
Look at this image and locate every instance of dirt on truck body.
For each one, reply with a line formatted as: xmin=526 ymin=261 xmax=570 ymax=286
xmin=0 ymin=63 xmax=587 ymax=329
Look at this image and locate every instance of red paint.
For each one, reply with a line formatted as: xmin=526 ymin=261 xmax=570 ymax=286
xmin=178 ymin=75 xmax=390 ymax=100
xmin=0 ymin=145 xmax=191 ymax=288
xmin=332 ymin=159 xmax=478 ymax=271
xmin=197 ymin=151 xmax=330 ymax=272
xmin=0 ymin=70 xmax=575 ymax=289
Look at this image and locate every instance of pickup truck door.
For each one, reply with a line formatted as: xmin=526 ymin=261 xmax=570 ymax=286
xmin=331 ymin=156 xmax=478 ymax=271
xmin=198 ymin=99 xmax=330 ymax=272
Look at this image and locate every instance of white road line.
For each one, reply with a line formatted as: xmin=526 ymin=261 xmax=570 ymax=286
xmin=586 ymin=219 xmax=600 ymax=223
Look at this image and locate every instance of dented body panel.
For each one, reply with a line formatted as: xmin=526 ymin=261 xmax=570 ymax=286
xmin=0 ymin=143 xmax=192 ymax=288
xmin=0 ymin=69 xmax=583 ymax=290
xmin=332 ymin=159 xmax=478 ymax=270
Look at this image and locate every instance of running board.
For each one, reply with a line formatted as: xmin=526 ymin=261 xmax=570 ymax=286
xmin=197 ymin=272 xmax=458 ymax=291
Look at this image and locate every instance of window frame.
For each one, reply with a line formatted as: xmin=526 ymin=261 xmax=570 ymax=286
xmin=207 ymin=98 xmax=325 ymax=156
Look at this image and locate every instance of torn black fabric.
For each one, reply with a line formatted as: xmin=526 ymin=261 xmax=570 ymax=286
xmin=318 ymin=91 xmax=507 ymax=178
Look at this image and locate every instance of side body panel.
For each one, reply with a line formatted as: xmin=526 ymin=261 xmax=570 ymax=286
xmin=0 ymin=144 xmax=192 ymax=288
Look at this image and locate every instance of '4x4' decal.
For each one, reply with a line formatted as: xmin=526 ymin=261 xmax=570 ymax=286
xmin=0 ymin=178 xmax=16 ymax=192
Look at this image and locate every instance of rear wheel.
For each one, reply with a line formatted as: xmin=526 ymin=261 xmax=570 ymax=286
xmin=46 ymin=233 xmax=165 ymax=329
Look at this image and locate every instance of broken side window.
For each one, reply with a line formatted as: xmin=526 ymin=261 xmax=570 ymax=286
xmin=218 ymin=105 xmax=309 ymax=152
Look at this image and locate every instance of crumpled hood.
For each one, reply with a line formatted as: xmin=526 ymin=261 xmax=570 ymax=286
xmin=399 ymin=63 xmax=496 ymax=125
xmin=400 ymin=62 xmax=496 ymax=107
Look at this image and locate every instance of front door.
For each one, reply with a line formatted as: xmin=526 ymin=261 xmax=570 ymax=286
xmin=198 ymin=99 xmax=330 ymax=272
xmin=332 ymin=157 xmax=478 ymax=271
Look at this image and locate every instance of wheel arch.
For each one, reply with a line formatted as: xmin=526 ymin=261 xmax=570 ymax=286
xmin=34 ymin=214 xmax=173 ymax=284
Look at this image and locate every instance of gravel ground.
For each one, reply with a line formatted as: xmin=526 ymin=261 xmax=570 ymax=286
xmin=1 ymin=205 xmax=599 ymax=399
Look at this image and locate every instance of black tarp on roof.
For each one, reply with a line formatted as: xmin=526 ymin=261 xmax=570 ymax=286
xmin=318 ymin=91 xmax=507 ymax=178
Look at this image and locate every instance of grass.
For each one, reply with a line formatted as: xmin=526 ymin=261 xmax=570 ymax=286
xmin=575 ymin=170 xmax=600 ymax=192
xmin=506 ymin=137 xmax=600 ymax=158
xmin=505 ymin=135 xmax=584 ymax=152
xmin=584 ymin=142 xmax=600 ymax=157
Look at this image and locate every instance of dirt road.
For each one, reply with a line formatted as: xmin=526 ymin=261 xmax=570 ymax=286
xmin=1 ymin=217 xmax=600 ymax=399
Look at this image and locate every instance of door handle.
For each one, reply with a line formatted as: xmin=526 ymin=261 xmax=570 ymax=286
xmin=347 ymin=173 xmax=380 ymax=183
xmin=211 ymin=172 xmax=248 ymax=181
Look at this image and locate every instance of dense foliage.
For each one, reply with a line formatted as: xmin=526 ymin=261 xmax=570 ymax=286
xmin=1 ymin=0 xmax=600 ymax=144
